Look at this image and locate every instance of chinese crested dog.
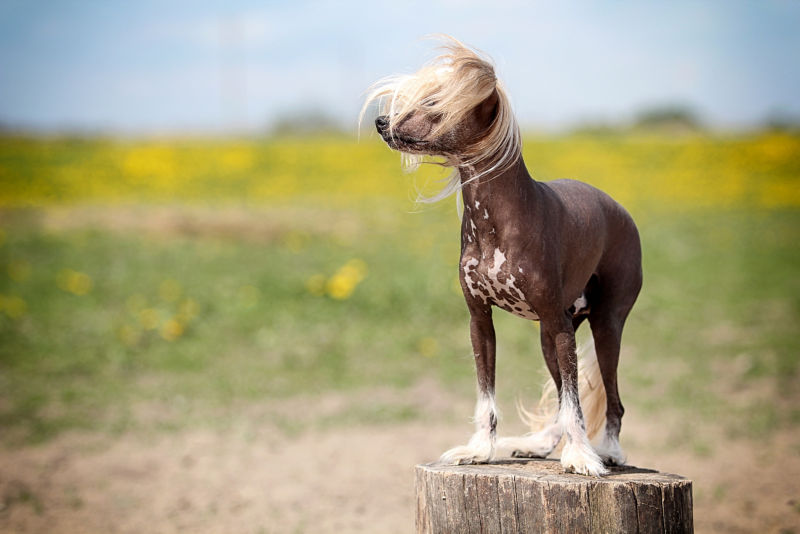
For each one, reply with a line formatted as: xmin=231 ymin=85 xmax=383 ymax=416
xmin=361 ymin=37 xmax=642 ymax=476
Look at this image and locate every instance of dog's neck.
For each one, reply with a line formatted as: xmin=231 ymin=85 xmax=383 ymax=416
xmin=457 ymin=155 xmax=539 ymax=250
xmin=458 ymin=156 xmax=536 ymax=216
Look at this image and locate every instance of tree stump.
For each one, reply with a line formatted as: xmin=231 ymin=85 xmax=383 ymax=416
xmin=415 ymin=459 xmax=692 ymax=534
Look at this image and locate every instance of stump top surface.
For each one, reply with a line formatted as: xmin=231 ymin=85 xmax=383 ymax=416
xmin=418 ymin=458 xmax=689 ymax=487
xmin=416 ymin=459 xmax=693 ymax=533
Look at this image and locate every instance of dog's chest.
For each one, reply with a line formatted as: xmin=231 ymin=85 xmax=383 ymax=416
xmin=461 ymin=247 xmax=539 ymax=320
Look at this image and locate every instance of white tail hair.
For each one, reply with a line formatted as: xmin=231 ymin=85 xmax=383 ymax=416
xmin=517 ymin=340 xmax=607 ymax=440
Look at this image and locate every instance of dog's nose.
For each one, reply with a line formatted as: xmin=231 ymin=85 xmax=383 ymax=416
xmin=375 ymin=115 xmax=389 ymax=132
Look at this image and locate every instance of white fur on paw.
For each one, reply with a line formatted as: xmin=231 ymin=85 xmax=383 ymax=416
xmin=440 ymin=432 xmax=494 ymax=465
xmin=439 ymin=445 xmax=490 ymax=465
xmin=595 ymin=435 xmax=627 ymax=466
xmin=560 ymin=438 xmax=608 ymax=477
xmin=497 ymin=424 xmax=562 ymax=459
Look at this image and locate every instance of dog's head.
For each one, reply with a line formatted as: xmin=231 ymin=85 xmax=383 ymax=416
xmin=373 ymin=87 xmax=499 ymax=157
xmin=361 ymin=36 xmax=520 ymax=197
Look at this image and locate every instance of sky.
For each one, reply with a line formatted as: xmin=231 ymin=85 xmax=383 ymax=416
xmin=0 ymin=0 xmax=799 ymax=134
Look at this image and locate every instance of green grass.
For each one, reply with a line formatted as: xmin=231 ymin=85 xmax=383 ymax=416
xmin=1 ymin=131 xmax=798 ymax=446
xmin=1 ymin=202 xmax=798 ymax=445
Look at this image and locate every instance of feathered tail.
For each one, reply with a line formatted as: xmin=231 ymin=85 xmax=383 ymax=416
xmin=517 ymin=340 xmax=607 ymax=441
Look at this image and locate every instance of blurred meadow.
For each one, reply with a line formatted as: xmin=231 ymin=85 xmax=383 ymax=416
xmin=3 ymin=132 xmax=797 ymax=436
xmin=1 ymin=129 xmax=799 ymax=532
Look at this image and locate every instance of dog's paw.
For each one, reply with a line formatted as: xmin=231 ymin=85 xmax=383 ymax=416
xmin=496 ymin=425 xmax=562 ymax=459
xmin=439 ymin=445 xmax=490 ymax=465
xmin=439 ymin=435 xmax=494 ymax=465
xmin=560 ymin=439 xmax=608 ymax=477
xmin=510 ymin=449 xmax=546 ymax=459
xmin=595 ymin=435 xmax=627 ymax=466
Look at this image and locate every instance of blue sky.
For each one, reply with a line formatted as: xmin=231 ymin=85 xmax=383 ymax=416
xmin=1 ymin=0 xmax=798 ymax=133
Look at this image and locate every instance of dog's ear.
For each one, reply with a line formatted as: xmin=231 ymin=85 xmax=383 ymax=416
xmin=475 ymin=89 xmax=499 ymax=128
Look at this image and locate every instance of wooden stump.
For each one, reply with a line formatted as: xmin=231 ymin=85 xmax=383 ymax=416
xmin=415 ymin=459 xmax=692 ymax=534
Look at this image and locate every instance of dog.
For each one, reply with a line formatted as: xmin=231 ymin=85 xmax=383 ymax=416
xmin=361 ymin=36 xmax=642 ymax=476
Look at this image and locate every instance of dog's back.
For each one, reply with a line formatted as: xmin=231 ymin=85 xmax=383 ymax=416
xmin=525 ymin=178 xmax=642 ymax=309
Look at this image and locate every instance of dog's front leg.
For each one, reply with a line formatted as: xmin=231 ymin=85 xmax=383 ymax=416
xmin=541 ymin=312 xmax=608 ymax=476
xmin=440 ymin=305 xmax=497 ymax=465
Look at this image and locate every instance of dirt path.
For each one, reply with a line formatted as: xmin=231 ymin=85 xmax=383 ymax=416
xmin=1 ymin=403 xmax=799 ymax=533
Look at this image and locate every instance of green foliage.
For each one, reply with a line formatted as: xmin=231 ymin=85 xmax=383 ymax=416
xmin=633 ymin=105 xmax=703 ymax=132
xmin=0 ymin=133 xmax=798 ymax=445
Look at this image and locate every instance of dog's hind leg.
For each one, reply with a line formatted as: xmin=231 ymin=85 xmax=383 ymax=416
xmin=440 ymin=305 xmax=498 ymax=465
xmin=590 ymin=320 xmax=626 ymax=465
xmin=543 ymin=312 xmax=607 ymax=476
xmin=587 ymin=268 xmax=640 ymax=466
xmin=589 ymin=298 xmax=637 ymax=466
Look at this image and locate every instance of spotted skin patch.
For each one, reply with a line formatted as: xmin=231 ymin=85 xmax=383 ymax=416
xmin=462 ymin=248 xmax=588 ymax=320
xmin=462 ymin=248 xmax=539 ymax=320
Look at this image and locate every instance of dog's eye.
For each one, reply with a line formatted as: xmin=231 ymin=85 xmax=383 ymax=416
xmin=422 ymin=99 xmax=438 ymax=109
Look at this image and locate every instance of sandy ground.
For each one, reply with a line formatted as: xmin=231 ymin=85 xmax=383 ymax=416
xmin=1 ymin=391 xmax=799 ymax=534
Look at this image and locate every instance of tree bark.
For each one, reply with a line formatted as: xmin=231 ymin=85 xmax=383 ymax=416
xmin=415 ymin=459 xmax=692 ymax=533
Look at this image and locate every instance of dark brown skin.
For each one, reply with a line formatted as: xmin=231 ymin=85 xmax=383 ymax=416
xmin=457 ymin=159 xmax=642 ymax=445
xmin=375 ymin=92 xmax=642 ymax=466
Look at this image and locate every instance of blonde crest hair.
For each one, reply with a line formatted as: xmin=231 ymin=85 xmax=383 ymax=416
xmin=360 ymin=36 xmax=521 ymax=202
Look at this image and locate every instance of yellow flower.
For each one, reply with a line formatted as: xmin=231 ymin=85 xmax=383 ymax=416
xmin=417 ymin=337 xmax=439 ymax=358
xmin=339 ymin=258 xmax=368 ymax=280
xmin=219 ymin=147 xmax=255 ymax=172
xmin=56 ymin=269 xmax=92 ymax=296
xmin=324 ymin=259 xmax=369 ymax=300
xmin=0 ymin=295 xmax=27 ymax=319
xmin=326 ymin=273 xmax=357 ymax=300
xmin=122 ymin=145 xmax=176 ymax=181
xmin=161 ymin=318 xmax=184 ymax=341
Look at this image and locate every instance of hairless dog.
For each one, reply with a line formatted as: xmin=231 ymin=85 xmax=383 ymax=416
xmin=362 ymin=36 xmax=642 ymax=476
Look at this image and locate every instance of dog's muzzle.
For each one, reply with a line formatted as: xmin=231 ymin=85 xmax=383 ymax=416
xmin=374 ymin=114 xmax=427 ymax=151
xmin=375 ymin=115 xmax=389 ymax=133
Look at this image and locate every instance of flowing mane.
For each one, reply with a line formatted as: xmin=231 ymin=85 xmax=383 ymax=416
xmin=360 ymin=36 xmax=521 ymax=202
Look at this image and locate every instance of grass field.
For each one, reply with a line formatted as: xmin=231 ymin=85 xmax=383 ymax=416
xmin=1 ymin=132 xmax=799 ymax=532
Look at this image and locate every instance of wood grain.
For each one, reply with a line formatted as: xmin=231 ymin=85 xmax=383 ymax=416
xmin=415 ymin=459 xmax=692 ymax=534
